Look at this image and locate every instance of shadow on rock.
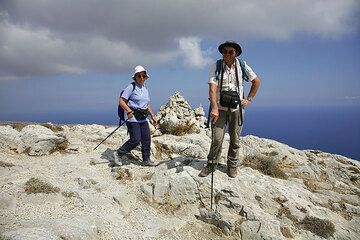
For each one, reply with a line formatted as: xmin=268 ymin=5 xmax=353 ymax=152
xmin=156 ymin=157 xmax=206 ymax=172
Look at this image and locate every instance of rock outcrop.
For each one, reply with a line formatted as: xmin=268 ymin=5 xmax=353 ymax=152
xmin=0 ymin=124 xmax=67 ymax=156
xmin=0 ymin=125 xmax=24 ymax=154
xmin=156 ymin=91 xmax=207 ymax=135
xmin=1 ymin=93 xmax=359 ymax=239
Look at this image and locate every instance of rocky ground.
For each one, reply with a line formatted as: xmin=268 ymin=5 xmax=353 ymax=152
xmin=1 ymin=92 xmax=359 ymax=240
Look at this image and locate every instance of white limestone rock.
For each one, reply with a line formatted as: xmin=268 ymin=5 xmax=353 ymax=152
xmin=152 ymin=133 xmax=210 ymax=159
xmin=1 ymin=115 xmax=360 ymax=240
xmin=20 ymin=125 xmax=66 ymax=156
xmin=0 ymin=126 xmax=24 ymax=154
xmin=156 ymin=91 xmax=206 ymax=135
xmin=1 ymin=227 xmax=60 ymax=240
xmin=38 ymin=218 xmax=98 ymax=240
xmin=0 ymin=192 xmax=16 ymax=210
xmin=240 ymin=219 xmax=286 ymax=240
xmin=65 ymin=124 xmax=128 ymax=151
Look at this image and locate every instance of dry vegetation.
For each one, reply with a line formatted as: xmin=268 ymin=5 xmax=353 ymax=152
xmin=49 ymin=139 xmax=69 ymax=154
xmin=141 ymin=191 xmax=181 ymax=215
xmin=115 ymin=168 xmax=133 ymax=181
xmin=153 ymin=141 xmax=174 ymax=159
xmin=41 ymin=123 xmax=64 ymax=132
xmin=61 ymin=191 xmax=78 ymax=198
xmin=275 ymin=197 xmax=335 ymax=239
xmin=243 ymin=154 xmax=288 ymax=180
xmin=0 ymin=160 xmax=15 ymax=167
xmin=348 ymin=166 xmax=360 ymax=174
xmin=276 ymin=206 xmax=298 ymax=223
xmin=10 ymin=122 xmax=27 ymax=131
xmin=299 ymin=216 xmax=335 ymax=238
xmin=24 ymin=177 xmax=60 ymax=194
xmin=159 ymin=121 xmax=195 ymax=136
xmin=303 ymin=179 xmax=319 ymax=193
xmin=280 ymin=226 xmax=294 ymax=238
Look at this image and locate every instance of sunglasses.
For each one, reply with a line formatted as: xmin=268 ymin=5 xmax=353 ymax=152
xmin=136 ymin=74 xmax=147 ymax=79
xmin=222 ymin=49 xmax=235 ymax=55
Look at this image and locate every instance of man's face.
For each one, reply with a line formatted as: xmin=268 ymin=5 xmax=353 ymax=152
xmin=222 ymin=46 xmax=237 ymax=63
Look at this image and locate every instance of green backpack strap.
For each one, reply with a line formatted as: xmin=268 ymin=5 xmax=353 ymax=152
xmin=238 ymin=58 xmax=250 ymax=82
xmin=216 ymin=58 xmax=250 ymax=82
xmin=215 ymin=59 xmax=222 ymax=82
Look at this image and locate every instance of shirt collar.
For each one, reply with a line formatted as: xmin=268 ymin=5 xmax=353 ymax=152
xmin=224 ymin=60 xmax=236 ymax=69
xmin=134 ymin=81 xmax=144 ymax=88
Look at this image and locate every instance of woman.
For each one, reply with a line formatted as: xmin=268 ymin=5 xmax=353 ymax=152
xmin=113 ymin=65 xmax=157 ymax=166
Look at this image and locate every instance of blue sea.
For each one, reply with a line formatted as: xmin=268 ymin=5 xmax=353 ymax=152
xmin=1 ymin=106 xmax=359 ymax=160
xmin=242 ymin=106 xmax=360 ymax=161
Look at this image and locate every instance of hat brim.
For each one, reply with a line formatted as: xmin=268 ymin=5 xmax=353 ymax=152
xmin=218 ymin=42 xmax=242 ymax=56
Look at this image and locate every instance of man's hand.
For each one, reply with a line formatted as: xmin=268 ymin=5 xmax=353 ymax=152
xmin=210 ymin=107 xmax=219 ymax=124
xmin=241 ymin=99 xmax=251 ymax=107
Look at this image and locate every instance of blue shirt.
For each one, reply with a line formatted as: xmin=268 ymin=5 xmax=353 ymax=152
xmin=121 ymin=82 xmax=150 ymax=123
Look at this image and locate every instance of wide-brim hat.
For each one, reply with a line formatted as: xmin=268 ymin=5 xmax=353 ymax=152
xmin=218 ymin=41 xmax=242 ymax=56
xmin=132 ymin=65 xmax=149 ymax=79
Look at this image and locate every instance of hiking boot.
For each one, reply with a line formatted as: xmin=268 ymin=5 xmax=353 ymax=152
xmin=198 ymin=163 xmax=217 ymax=177
xmin=112 ymin=151 xmax=122 ymax=166
xmin=143 ymin=159 xmax=156 ymax=166
xmin=227 ymin=167 xmax=238 ymax=178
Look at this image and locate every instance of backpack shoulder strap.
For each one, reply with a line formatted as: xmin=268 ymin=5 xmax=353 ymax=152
xmin=215 ymin=59 xmax=226 ymax=91
xmin=238 ymin=58 xmax=250 ymax=82
xmin=125 ymin=82 xmax=136 ymax=101
xmin=130 ymin=81 xmax=136 ymax=91
xmin=120 ymin=82 xmax=136 ymax=101
xmin=215 ymin=59 xmax=223 ymax=82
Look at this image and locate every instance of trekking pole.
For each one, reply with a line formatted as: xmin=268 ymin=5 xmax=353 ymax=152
xmin=206 ymin=97 xmax=212 ymax=129
xmin=210 ymin=156 xmax=214 ymax=210
xmin=93 ymin=119 xmax=128 ymax=150
xmin=210 ymin=122 xmax=215 ymax=210
xmin=206 ymin=105 xmax=211 ymax=129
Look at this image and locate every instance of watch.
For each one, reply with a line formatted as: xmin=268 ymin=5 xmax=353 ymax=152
xmin=247 ymin=97 xmax=253 ymax=102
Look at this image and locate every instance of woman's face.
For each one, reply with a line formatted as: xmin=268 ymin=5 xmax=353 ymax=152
xmin=222 ymin=46 xmax=237 ymax=64
xmin=134 ymin=71 xmax=148 ymax=85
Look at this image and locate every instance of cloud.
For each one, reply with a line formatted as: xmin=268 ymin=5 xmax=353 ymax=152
xmin=345 ymin=96 xmax=360 ymax=100
xmin=178 ymin=37 xmax=213 ymax=68
xmin=0 ymin=0 xmax=359 ymax=79
xmin=0 ymin=20 xmax=178 ymax=79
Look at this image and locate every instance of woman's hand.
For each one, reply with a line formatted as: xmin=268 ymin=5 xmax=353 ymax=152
xmin=127 ymin=111 xmax=134 ymax=119
xmin=150 ymin=114 xmax=158 ymax=127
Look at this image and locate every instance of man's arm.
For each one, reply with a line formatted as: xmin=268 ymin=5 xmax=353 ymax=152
xmin=242 ymin=76 xmax=260 ymax=106
xmin=209 ymin=83 xmax=219 ymax=123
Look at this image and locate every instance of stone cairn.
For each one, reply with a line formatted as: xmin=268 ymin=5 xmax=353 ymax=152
xmin=156 ymin=91 xmax=207 ymax=135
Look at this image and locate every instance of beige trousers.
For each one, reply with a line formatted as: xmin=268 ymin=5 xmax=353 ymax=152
xmin=207 ymin=108 xmax=244 ymax=167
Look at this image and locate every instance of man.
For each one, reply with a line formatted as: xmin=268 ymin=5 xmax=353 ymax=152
xmin=199 ymin=41 xmax=260 ymax=178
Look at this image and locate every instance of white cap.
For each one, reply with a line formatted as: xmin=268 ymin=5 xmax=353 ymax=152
xmin=132 ymin=65 xmax=149 ymax=79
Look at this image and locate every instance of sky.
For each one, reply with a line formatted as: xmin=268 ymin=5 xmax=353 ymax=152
xmin=0 ymin=0 xmax=360 ymax=121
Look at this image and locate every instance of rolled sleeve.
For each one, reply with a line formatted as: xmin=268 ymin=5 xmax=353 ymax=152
xmin=208 ymin=63 xmax=218 ymax=85
xmin=244 ymin=61 xmax=257 ymax=81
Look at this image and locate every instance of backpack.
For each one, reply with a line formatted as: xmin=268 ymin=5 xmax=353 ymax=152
xmin=215 ymin=58 xmax=250 ymax=84
xmin=117 ymin=82 xmax=136 ymax=123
